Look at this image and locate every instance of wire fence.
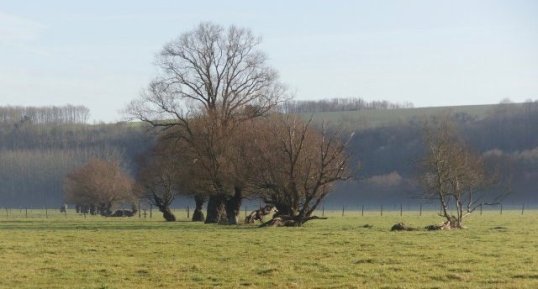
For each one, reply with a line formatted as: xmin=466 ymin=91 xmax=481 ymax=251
xmin=1 ymin=202 xmax=537 ymax=221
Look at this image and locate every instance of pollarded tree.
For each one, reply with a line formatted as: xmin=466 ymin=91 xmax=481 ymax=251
xmin=64 ymin=158 xmax=134 ymax=216
xmin=127 ymin=22 xmax=286 ymax=224
xmin=246 ymin=115 xmax=350 ymax=226
xmin=420 ymin=117 xmax=500 ymax=229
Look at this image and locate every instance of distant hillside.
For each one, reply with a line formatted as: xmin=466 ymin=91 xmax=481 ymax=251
xmin=0 ymin=101 xmax=536 ymax=208
xmin=317 ymin=101 xmax=538 ymax=205
xmin=305 ymin=103 xmax=521 ymax=131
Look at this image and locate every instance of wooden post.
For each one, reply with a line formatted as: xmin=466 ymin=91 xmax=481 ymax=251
xmin=400 ymin=203 xmax=403 ymax=217
xmin=322 ymin=205 xmax=325 ymax=217
xmin=361 ymin=205 xmax=364 ymax=216
xmin=187 ymin=206 xmax=190 ymax=219
xmin=25 ymin=208 xmax=28 ymax=218
xmin=341 ymin=205 xmax=345 ymax=217
xmin=419 ymin=203 xmax=422 ymax=216
xmin=45 ymin=207 xmax=48 ymax=219
xmin=380 ymin=205 xmax=383 ymax=216
xmin=521 ymin=203 xmax=525 ymax=215
xmin=138 ymin=200 xmax=141 ymax=218
xmin=500 ymin=204 xmax=503 ymax=215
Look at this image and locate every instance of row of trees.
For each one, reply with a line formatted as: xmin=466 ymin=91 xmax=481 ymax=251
xmin=0 ymin=105 xmax=90 ymax=125
xmin=280 ymin=98 xmax=414 ymax=113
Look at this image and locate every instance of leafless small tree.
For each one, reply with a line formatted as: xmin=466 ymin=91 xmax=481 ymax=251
xmin=136 ymin=135 xmax=189 ymax=222
xmin=64 ymin=158 xmax=134 ymax=216
xmin=420 ymin=117 xmax=503 ymax=229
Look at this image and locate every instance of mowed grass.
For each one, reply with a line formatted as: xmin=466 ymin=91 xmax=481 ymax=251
xmin=0 ymin=210 xmax=537 ymax=289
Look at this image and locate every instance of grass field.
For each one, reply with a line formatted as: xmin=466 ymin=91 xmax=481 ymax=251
xmin=0 ymin=210 xmax=537 ymax=289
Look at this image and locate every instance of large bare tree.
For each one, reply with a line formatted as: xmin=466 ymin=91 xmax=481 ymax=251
xmin=127 ymin=22 xmax=286 ymax=224
xmin=246 ymin=115 xmax=350 ymax=226
xmin=420 ymin=117 xmax=502 ymax=229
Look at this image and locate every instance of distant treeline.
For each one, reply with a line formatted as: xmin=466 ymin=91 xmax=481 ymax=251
xmin=0 ymin=107 xmax=153 ymax=207
xmin=328 ymin=101 xmax=538 ymax=204
xmin=0 ymin=102 xmax=536 ymax=207
xmin=0 ymin=105 xmax=90 ymax=125
xmin=280 ymin=97 xmax=414 ymax=113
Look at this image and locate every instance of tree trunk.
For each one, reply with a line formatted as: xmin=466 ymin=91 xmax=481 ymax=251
xmin=205 ymin=194 xmax=227 ymax=224
xmin=192 ymin=194 xmax=206 ymax=222
xmin=224 ymin=187 xmax=242 ymax=225
xmin=160 ymin=206 xmax=176 ymax=222
xmin=152 ymin=192 xmax=176 ymax=221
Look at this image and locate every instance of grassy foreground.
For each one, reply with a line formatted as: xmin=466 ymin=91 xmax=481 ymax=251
xmin=0 ymin=210 xmax=537 ymax=289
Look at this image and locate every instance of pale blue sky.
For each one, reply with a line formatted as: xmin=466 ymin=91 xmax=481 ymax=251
xmin=1 ymin=0 xmax=537 ymax=122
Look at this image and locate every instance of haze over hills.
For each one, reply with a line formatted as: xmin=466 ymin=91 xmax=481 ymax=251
xmin=0 ymin=101 xmax=536 ymax=208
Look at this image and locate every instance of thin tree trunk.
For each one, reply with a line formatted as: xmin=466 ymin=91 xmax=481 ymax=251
xmin=192 ymin=194 xmax=206 ymax=222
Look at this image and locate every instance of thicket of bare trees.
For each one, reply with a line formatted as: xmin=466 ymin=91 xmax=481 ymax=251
xmin=64 ymin=159 xmax=135 ymax=216
xmin=128 ymin=22 xmax=287 ymax=224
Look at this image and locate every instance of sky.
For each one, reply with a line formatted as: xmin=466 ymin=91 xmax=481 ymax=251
xmin=1 ymin=0 xmax=537 ymax=122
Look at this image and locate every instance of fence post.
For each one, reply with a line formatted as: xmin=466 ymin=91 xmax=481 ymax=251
xmin=361 ymin=205 xmax=364 ymax=216
xmin=521 ymin=203 xmax=525 ymax=215
xmin=322 ymin=204 xmax=325 ymax=217
xmin=25 ymin=208 xmax=28 ymax=218
xmin=45 ymin=207 xmax=48 ymax=219
xmin=500 ymin=204 xmax=503 ymax=215
xmin=187 ymin=206 xmax=190 ymax=219
xmin=380 ymin=205 xmax=383 ymax=216
xmin=419 ymin=203 xmax=422 ymax=216
xmin=400 ymin=203 xmax=403 ymax=217
xmin=341 ymin=205 xmax=345 ymax=217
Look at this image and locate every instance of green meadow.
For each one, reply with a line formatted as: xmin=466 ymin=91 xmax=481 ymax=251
xmin=0 ymin=210 xmax=537 ymax=289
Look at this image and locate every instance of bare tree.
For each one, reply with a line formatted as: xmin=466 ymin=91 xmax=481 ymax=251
xmin=64 ymin=158 xmax=134 ymax=216
xmin=127 ymin=22 xmax=286 ymax=224
xmin=246 ymin=115 xmax=350 ymax=226
xmin=136 ymin=135 xmax=187 ymax=221
xmin=420 ymin=117 xmax=502 ymax=229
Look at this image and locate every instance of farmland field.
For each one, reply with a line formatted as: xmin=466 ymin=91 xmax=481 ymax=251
xmin=0 ymin=210 xmax=537 ymax=289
